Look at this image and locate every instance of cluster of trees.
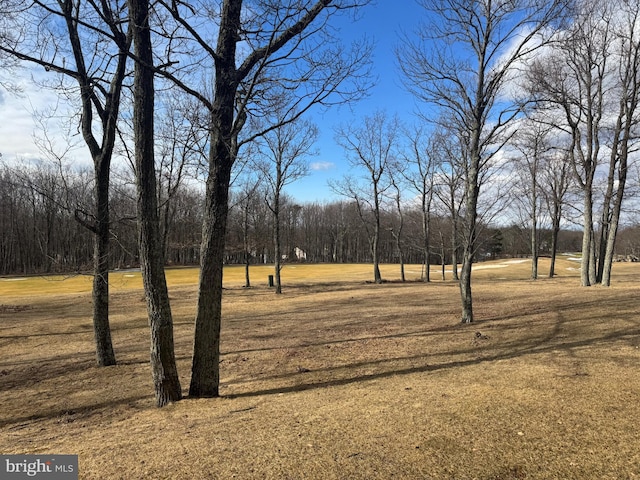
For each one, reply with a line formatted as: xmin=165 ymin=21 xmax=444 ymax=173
xmin=0 ymin=158 xmax=595 ymax=277
xmin=1 ymin=0 xmax=640 ymax=406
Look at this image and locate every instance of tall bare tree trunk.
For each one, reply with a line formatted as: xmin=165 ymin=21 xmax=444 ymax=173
xmin=602 ymin=146 xmax=629 ymax=286
xmin=243 ymin=204 xmax=251 ymax=288
xmin=274 ymin=197 xmax=283 ymax=294
xmin=549 ymin=212 xmax=560 ymax=278
xmin=580 ymin=193 xmax=593 ymax=286
xmin=530 ymin=201 xmax=538 ymax=280
xmin=92 ymin=170 xmax=115 ymax=365
xmin=372 ymin=230 xmax=382 ymax=284
xmin=422 ymin=204 xmax=430 ymax=283
xmin=190 ymin=157 xmax=232 ymax=397
xmin=460 ymin=153 xmax=479 ymax=324
xmin=130 ymin=0 xmax=182 ymax=407
xmin=189 ymin=0 xmax=241 ymax=398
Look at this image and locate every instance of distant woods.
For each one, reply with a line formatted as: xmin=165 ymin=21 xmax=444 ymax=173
xmin=0 ymin=161 xmax=618 ymax=277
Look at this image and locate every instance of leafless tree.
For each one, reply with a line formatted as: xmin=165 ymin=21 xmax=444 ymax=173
xmin=598 ymin=0 xmax=640 ymax=286
xmin=528 ymin=1 xmax=611 ymax=286
xmin=129 ymin=0 xmax=182 ymax=406
xmin=147 ymin=0 xmax=373 ymax=398
xmin=255 ymin=114 xmax=317 ymax=294
xmin=155 ymin=93 xmax=208 ymax=259
xmin=541 ymin=148 xmax=573 ymax=278
xmin=510 ymin=119 xmax=554 ymax=279
xmin=0 ymin=0 xmax=133 ymax=365
xmin=401 ymin=126 xmax=440 ymax=282
xmin=399 ymin=0 xmax=569 ymax=323
xmin=332 ymin=111 xmax=399 ymax=284
xmin=529 ymin=0 xmax=640 ymax=287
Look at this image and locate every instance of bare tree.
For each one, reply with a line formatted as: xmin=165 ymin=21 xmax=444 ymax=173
xmin=129 ymin=0 xmax=182 ymax=406
xmin=231 ymin=175 xmax=262 ymax=288
xmin=432 ymin=126 xmax=466 ymax=281
xmin=529 ymin=0 xmax=640 ymax=287
xmin=599 ymin=0 xmax=640 ymax=286
xmin=541 ymin=148 xmax=573 ymax=278
xmin=511 ymin=119 xmax=554 ymax=279
xmin=399 ymin=0 xmax=568 ymax=323
xmin=332 ymin=111 xmax=399 ymax=284
xmin=255 ymin=115 xmax=317 ymax=294
xmin=147 ymin=0 xmax=374 ymax=398
xmin=0 ymin=0 xmax=133 ymax=365
xmin=388 ymin=177 xmax=406 ymax=282
xmin=155 ymin=93 xmax=208 ymax=259
xmin=529 ymin=3 xmax=609 ymax=286
xmin=401 ymin=126 xmax=438 ymax=282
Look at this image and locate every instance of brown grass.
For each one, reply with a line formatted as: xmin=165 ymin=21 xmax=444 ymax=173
xmin=1 ymin=258 xmax=640 ymax=479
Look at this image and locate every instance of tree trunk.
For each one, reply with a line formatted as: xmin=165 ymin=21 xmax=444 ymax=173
xmin=601 ymin=198 xmax=622 ymax=287
xmin=530 ymin=203 xmax=538 ymax=280
xmin=243 ymin=200 xmax=251 ymax=288
xmin=601 ymin=154 xmax=628 ymax=286
xmin=92 ymin=169 xmax=116 ymax=366
xmin=130 ymin=0 xmax=182 ymax=407
xmin=274 ymin=204 xmax=282 ymax=294
xmin=372 ymin=231 xmax=382 ymax=284
xmin=422 ymin=208 xmax=430 ymax=283
xmin=450 ymin=219 xmax=459 ymax=281
xmin=189 ymin=0 xmax=241 ymax=398
xmin=589 ymin=229 xmax=597 ymax=285
xmin=460 ymin=249 xmax=473 ymax=324
xmin=459 ymin=140 xmax=479 ymax=323
xmin=549 ymin=200 xmax=561 ymax=278
xmin=580 ymin=192 xmax=593 ymax=286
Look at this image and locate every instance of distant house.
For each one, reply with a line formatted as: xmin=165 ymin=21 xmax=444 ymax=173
xmin=294 ymin=247 xmax=307 ymax=261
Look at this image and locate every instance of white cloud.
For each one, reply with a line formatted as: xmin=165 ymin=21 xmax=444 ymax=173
xmin=310 ymin=161 xmax=335 ymax=171
xmin=0 ymin=68 xmax=89 ymax=165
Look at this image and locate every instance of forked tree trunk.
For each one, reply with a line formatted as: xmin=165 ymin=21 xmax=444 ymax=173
xmin=130 ymin=0 xmax=182 ymax=407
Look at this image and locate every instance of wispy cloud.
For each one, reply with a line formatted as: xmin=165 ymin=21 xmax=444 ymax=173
xmin=310 ymin=161 xmax=334 ymax=171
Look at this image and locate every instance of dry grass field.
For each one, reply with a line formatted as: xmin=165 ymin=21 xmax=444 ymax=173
xmin=1 ymin=257 xmax=639 ymax=479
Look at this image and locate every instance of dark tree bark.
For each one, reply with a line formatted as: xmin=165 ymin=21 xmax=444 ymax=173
xmin=92 ymin=171 xmax=115 ymax=366
xmin=187 ymin=0 xmax=371 ymax=397
xmin=130 ymin=0 xmax=182 ymax=406
xmin=55 ymin=0 xmax=132 ymax=366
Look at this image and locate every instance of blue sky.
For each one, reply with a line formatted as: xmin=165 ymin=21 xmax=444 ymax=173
xmin=291 ymin=2 xmax=426 ymax=203
xmin=0 ymin=2 xmax=426 ymax=203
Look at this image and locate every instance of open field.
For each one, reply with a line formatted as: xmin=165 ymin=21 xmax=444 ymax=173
xmin=1 ymin=258 xmax=639 ymax=479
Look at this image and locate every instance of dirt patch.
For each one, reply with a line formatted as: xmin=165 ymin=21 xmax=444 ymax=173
xmin=1 ymin=260 xmax=639 ymax=479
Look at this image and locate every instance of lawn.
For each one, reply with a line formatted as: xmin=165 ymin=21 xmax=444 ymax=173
xmin=1 ymin=258 xmax=639 ymax=479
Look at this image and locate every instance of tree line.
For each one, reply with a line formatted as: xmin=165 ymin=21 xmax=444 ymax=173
xmin=0 ymin=157 xmax=608 ymax=277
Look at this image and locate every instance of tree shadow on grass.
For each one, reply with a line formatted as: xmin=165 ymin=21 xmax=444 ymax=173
xmin=225 ymin=313 xmax=640 ymax=400
xmin=0 ymin=394 xmax=152 ymax=430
